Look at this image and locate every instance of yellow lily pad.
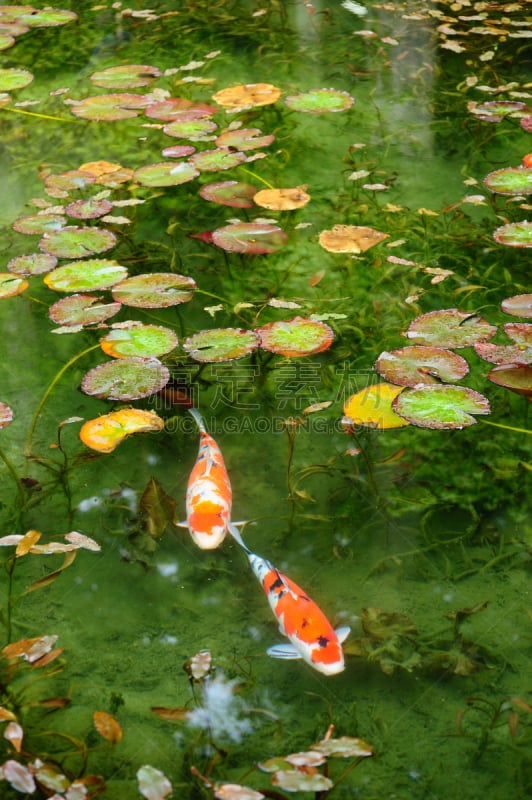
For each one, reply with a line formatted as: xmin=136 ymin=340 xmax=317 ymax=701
xmin=343 ymin=383 xmax=410 ymax=429
xmin=80 ymin=409 xmax=164 ymax=453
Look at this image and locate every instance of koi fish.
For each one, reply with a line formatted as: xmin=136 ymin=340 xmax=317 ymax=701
xmin=229 ymin=525 xmax=350 ymax=676
xmin=175 ymin=409 xmax=233 ymax=550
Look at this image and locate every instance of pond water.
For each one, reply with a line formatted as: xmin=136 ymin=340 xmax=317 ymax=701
xmin=0 ymin=1 xmax=531 ymax=798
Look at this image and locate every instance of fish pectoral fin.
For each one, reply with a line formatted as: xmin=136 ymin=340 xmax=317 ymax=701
xmin=174 ymin=520 xmax=188 ymax=528
xmin=267 ymin=643 xmax=302 ymax=660
xmin=335 ymin=626 xmax=351 ymax=644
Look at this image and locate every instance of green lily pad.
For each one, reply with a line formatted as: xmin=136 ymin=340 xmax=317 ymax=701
xmin=405 ymin=309 xmax=497 ymax=348
xmin=182 ymin=328 xmax=259 ymax=362
xmin=257 ymin=757 xmax=293 ymax=774
xmin=0 ymin=402 xmax=13 ymax=428
xmin=483 ymin=167 xmax=532 ymax=195
xmin=81 ymin=357 xmax=170 ymax=401
xmin=7 ymin=253 xmax=57 ymax=276
xmin=375 ymin=346 xmax=469 ymax=387
xmin=486 ymin=364 xmax=532 ymax=399
xmin=271 ymin=770 xmax=333 ymax=792
xmin=161 ymin=144 xmax=196 ymax=158
xmin=44 ymin=170 xmax=96 ymax=194
xmin=100 ymin=324 xmax=178 ymax=359
xmin=469 ymin=100 xmax=530 ymax=123
xmin=90 ymin=64 xmax=161 ymax=89
xmin=70 ymin=93 xmax=152 ymax=121
xmin=502 ymin=294 xmax=532 ymax=318
xmin=0 ymin=67 xmax=32 ymax=91
xmin=49 ymin=294 xmax=121 ymax=327
xmin=256 ymin=317 xmax=334 ymax=357
xmin=163 ymin=115 xmax=218 ymax=140
xmin=65 ymin=198 xmax=113 ymax=219
xmin=133 ymin=161 xmax=200 ymax=187
xmin=285 ymin=88 xmax=354 ymax=113
xmin=0 ymin=33 xmax=14 ymax=49
xmin=16 ymin=8 xmax=77 ymax=27
xmin=215 ymin=127 xmax=275 ymax=151
xmin=189 ymin=148 xmax=247 ymax=172
xmin=311 ymin=736 xmax=374 ymax=758
xmin=0 ymin=273 xmax=28 ymax=298
xmin=145 ymin=98 xmax=217 ymax=121
xmin=199 ymin=181 xmax=257 ymax=208
xmin=44 ymin=259 xmax=128 ymax=292
xmin=212 ymin=222 xmax=287 ymax=254
xmin=493 ymin=221 xmax=532 ymax=247
xmin=393 ymin=385 xmax=491 ymax=429
xmin=112 ymin=272 xmax=196 ymax=308
xmin=39 ymin=226 xmax=117 ymax=258
xmin=12 ymin=214 xmax=66 ymax=235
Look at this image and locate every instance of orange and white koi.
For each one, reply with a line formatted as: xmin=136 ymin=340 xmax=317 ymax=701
xmin=229 ymin=525 xmax=349 ymax=675
xmin=176 ymin=408 xmax=233 ymax=550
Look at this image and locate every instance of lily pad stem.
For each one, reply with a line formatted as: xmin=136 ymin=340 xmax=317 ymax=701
xmin=479 ymin=419 xmax=530 ymax=436
xmin=2 ymin=106 xmax=80 ymax=124
xmin=238 ymin=166 xmax=275 ymax=189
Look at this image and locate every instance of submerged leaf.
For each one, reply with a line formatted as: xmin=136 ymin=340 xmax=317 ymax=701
xmin=137 ymin=765 xmax=172 ymax=800
xmin=272 ymin=770 xmax=333 ymax=792
xmin=93 ymin=710 xmax=122 ymax=743
xmin=80 ymin=409 xmax=165 ymax=453
xmin=140 ymin=477 xmax=176 ymax=540
xmin=0 ymin=403 xmax=13 ymax=428
xmin=285 ymin=88 xmax=354 ymax=113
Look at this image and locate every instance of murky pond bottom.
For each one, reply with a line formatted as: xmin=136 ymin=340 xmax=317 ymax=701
xmin=0 ymin=1 xmax=531 ymax=798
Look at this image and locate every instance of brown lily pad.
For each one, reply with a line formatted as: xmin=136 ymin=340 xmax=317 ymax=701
xmin=253 ymin=187 xmax=311 ymax=211
xmin=319 ymin=224 xmax=389 ymax=253
xmin=212 ymin=83 xmax=281 ymax=111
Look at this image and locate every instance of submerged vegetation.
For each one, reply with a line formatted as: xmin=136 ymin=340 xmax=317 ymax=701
xmin=0 ymin=0 xmax=530 ymax=797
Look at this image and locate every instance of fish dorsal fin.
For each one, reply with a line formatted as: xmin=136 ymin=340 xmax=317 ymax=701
xmin=267 ymin=643 xmax=302 ymax=660
xmin=335 ymin=625 xmax=351 ymax=644
xmin=188 ymin=407 xmax=206 ymax=433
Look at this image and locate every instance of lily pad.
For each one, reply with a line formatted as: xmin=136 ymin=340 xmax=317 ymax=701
xmin=16 ymin=8 xmax=77 ymax=27
xmin=271 ymin=770 xmax=333 ymax=792
xmin=65 ymin=198 xmax=113 ymax=219
xmin=12 ymin=214 xmax=66 ymax=235
xmin=0 ymin=273 xmax=28 ymax=298
xmin=7 ymin=253 xmax=57 ymax=276
xmin=468 ymin=100 xmax=529 ymax=122
xmin=253 ymin=187 xmax=311 ymax=211
xmin=189 ymin=148 xmax=247 ymax=172
xmin=49 ymin=294 xmax=122 ymax=327
xmin=212 ymin=222 xmax=287 ymax=254
xmin=392 ymin=385 xmax=491 ymax=429
xmin=0 ymin=33 xmax=14 ymax=49
xmin=215 ymin=127 xmax=275 ymax=151
xmin=474 ymin=341 xmax=532 ymax=366
xmin=502 ymin=294 xmax=532 ymax=318
xmin=405 ymin=309 xmax=497 ymax=348
xmin=100 ymin=324 xmax=178 ymax=359
xmin=199 ymin=181 xmax=257 ymax=208
xmin=0 ymin=403 xmax=13 ymax=428
xmin=493 ymin=221 xmax=532 ymax=247
xmin=80 ymin=409 xmax=164 ymax=453
xmin=285 ymin=88 xmax=354 ymax=113
xmin=319 ymin=224 xmax=389 ymax=253
xmin=182 ymin=328 xmax=259 ymax=362
xmin=343 ymin=383 xmax=410 ymax=429
xmin=44 ymin=259 xmax=127 ymax=292
xmin=39 ymin=226 xmax=117 ymax=259
xmin=79 ymin=160 xmax=134 ymax=185
xmin=161 ymin=144 xmax=196 ymax=158
xmin=145 ymin=98 xmax=217 ymax=121
xmin=375 ymin=346 xmax=469 ymax=387
xmin=163 ymin=116 xmax=218 ymax=140
xmin=70 ymin=93 xmax=151 ymax=121
xmin=212 ymin=83 xmax=281 ymax=111
xmin=256 ymin=317 xmax=334 ymax=357
xmin=311 ymin=736 xmax=374 ymax=758
xmin=90 ymin=64 xmax=161 ymax=89
xmin=81 ymin=357 xmax=170 ymax=401
xmin=112 ymin=272 xmax=196 ymax=308
xmin=483 ymin=167 xmax=532 ymax=195
xmin=133 ymin=161 xmax=200 ymax=187
xmin=44 ymin=170 xmax=96 ymax=194
xmin=0 ymin=67 xmax=32 ymax=91
xmin=486 ymin=364 xmax=532 ymax=399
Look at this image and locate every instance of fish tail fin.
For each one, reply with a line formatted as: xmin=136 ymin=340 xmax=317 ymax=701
xmin=228 ymin=523 xmax=251 ymax=553
xmin=188 ymin=407 xmax=207 ymax=433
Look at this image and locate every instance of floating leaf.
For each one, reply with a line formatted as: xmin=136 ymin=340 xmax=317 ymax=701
xmin=44 ymin=259 xmax=127 ymax=292
xmin=12 ymin=213 xmax=66 ymax=235
xmin=493 ymin=220 xmax=532 ymax=247
xmin=502 ymin=294 xmax=532 ymax=318
xmin=486 ymin=364 xmax=532 ymax=399
xmin=0 ymin=273 xmax=28 ymax=298
xmin=90 ymin=64 xmax=161 ymax=89
xmin=151 ymin=706 xmax=191 ymax=721
xmin=64 ymin=531 xmax=101 ymax=551
xmin=161 ymin=144 xmax=196 ymax=158
xmin=375 ymin=346 xmax=469 ymax=387
xmin=483 ymin=167 xmax=532 ymax=195
xmin=182 ymin=328 xmax=259 ymax=362
xmin=100 ymin=324 xmax=178 ymax=358
xmin=474 ymin=341 xmax=532 ymax=366
xmin=93 ymin=711 xmax=122 ymax=743
xmin=16 ymin=529 xmax=41 ymax=556
xmin=0 ymin=33 xmax=14 ymax=50
xmin=393 ymin=385 xmax=490 ymax=429
xmin=133 ymin=161 xmax=199 ymax=186
xmin=256 ymin=317 xmax=334 ymax=357
xmin=405 ymin=309 xmax=497 ymax=348
xmin=39 ymin=226 xmax=116 ymax=259
xmin=0 ymin=67 xmax=32 ymax=91
xmin=15 ymin=8 xmax=77 ymax=27
xmin=137 ymin=765 xmax=172 ymax=800
xmin=311 ymin=735 xmax=374 ymax=758
xmin=65 ymin=197 xmax=113 ymax=219
xmin=319 ymin=224 xmax=389 ymax=253
xmin=44 ymin=170 xmax=96 ymax=194
xmin=140 ymin=477 xmax=176 ymax=540
xmin=189 ymin=147 xmax=247 ymax=172
xmin=343 ymin=383 xmax=410 ymax=429
xmin=145 ymin=98 xmax=217 ymax=121
xmin=163 ymin=115 xmax=218 ymax=139
xmin=212 ymin=222 xmax=287 ymax=253
xmin=199 ymin=180 xmax=257 ymax=208
xmin=70 ymin=93 xmax=152 ymax=121
xmin=253 ymin=186 xmax=311 ymax=210
xmin=80 ymin=409 xmax=164 ymax=453
xmin=212 ymin=83 xmax=281 ymax=111
xmin=81 ymin=358 xmax=170 ymax=401
xmin=7 ymin=253 xmax=57 ymax=276
xmin=285 ymin=87 xmax=354 ymax=113
xmin=271 ymin=770 xmax=333 ymax=792
xmin=215 ymin=127 xmax=275 ymax=150
xmin=79 ymin=160 xmax=134 ymax=185
xmin=49 ymin=294 xmax=121 ymax=327
xmin=112 ymin=272 xmax=196 ymax=308
xmin=0 ymin=403 xmax=13 ymax=428
xmin=215 ymin=784 xmax=265 ymax=800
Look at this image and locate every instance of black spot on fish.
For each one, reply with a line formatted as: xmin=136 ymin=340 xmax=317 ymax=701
xmin=317 ymin=635 xmax=329 ymax=648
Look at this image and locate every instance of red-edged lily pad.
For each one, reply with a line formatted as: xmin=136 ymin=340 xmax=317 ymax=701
xmin=12 ymin=214 xmax=66 ymax=235
xmin=256 ymin=317 xmax=334 ymax=357
xmin=100 ymin=323 xmax=178 ymax=359
xmin=521 ymin=117 xmax=532 ymax=133
xmin=0 ymin=67 xmax=32 ymax=90
xmin=112 ymin=272 xmax=196 ymax=308
xmin=212 ymin=222 xmax=287 ymax=254
xmin=343 ymin=383 xmax=409 ymax=429
xmin=215 ymin=127 xmax=275 ymax=151
xmin=0 ymin=403 xmax=13 ymax=428
xmin=468 ymin=100 xmax=529 ymax=122
xmin=483 ymin=167 xmax=532 ymax=195
xmin=44 ymin=169 xmax=96 ymax=194
xmin=182 ymin=328 xmax=259 ymax=362
xmin=163 ymin=116 xmax=218 ymax=140
xmin=189 ymin=148 xmax=247 ymax=172
xmin=44 ymin=259 xmax=127 ymax=292
xmin=90 ymin=64 xmax=161 ymax=89
xmin=65 ymin=198 xmax=113 ymax=219
xmin=375 ymin=346 xmax=469 ymax=387
xmin=161 ymin=145 xmax=196 ymax=158
xmin=486 ymin=364 xmax=532 ymax=399
xmin=145 ymin=98 xmax=217 ymax=121
xmin=393 ymin=385 xmax=491 ymax=429
xmin=285 ymin=88 xmax=354 ymax=113
xmin=39 ymin=227 xmax=117 ymax=258
xmin=70 ymin=93 xmax=152 ymax=121
xmin=49 ymin=294 xmax=121 ymax=327
xmin=7 ymin=253 xmax=57 ymax=276
xmin=81 ymin=357 xmax=170 ymax=401
xmin=80 ymin=409 xmax=164 ymax=453
xmin=502 ymin=294 xmax=532 ymax=318
xmin=212 ymin=83 xmax=281 ymax=111
xmin=474 ymin=342 xmax=532 ymax=366
xmin=493 ymin=221 xmax=532 ymax=247
xmin=199 ymin=181 xmax=257 ymax=208
xmin=0 ymin=273 xmax=28 ymax=298
xmin=79 ymin=160 xmax=134 ymax=186
xmin=405 ymin=309 xmax=497 ymax=348
xmin=14 ymin=8 xmax=77 ymax=27
xmin=133 ymin=161 xmax=199 ymax=187
xmin=0 ymin=34 xmax=14 ymax=50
